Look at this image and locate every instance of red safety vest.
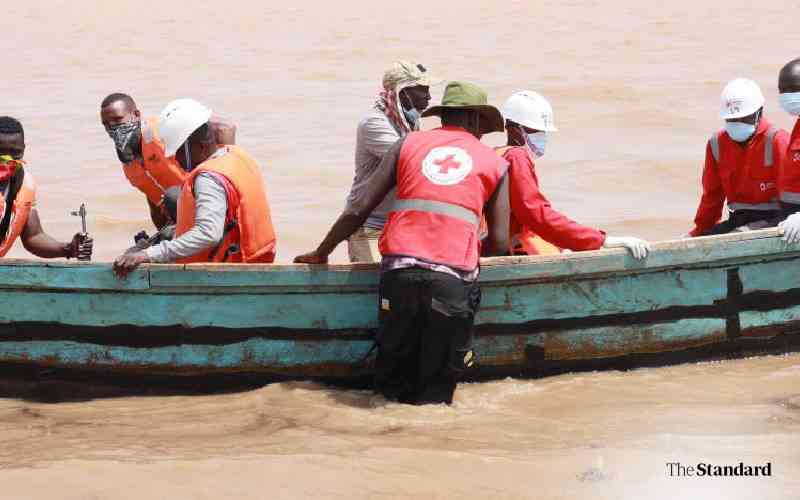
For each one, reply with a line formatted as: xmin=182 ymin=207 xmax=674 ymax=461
xmin=691 ymin=119 xmax=789 ymax=236
xmin=122 ymin=116 xmax=188 ymax=206
xmin=379 ymin=126 xmax=507 ymax=271
xmin=0 ymin=170 xmax=36 ymax=257
xmin=176 ymin=146 xmax=276 ymax=264
xmin=779 ymin=118 xmax=800 ymax=205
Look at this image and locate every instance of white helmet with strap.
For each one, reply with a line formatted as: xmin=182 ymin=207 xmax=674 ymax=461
xmin=501 ymin=90 xmax=557 ymax=132
xmin=720 ymin=78 xmax=765 ymax=119
xmin=158 ymin=98 xmax=213 ymax=157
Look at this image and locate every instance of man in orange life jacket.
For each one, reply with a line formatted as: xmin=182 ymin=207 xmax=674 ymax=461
xmin=113 ymin=99 xmax=276 ymax=276
xmin=689 ymin=78 xmax=789 ymax=237
xmin=0 ymin=117 xmax=93 ymax=260
xmin=775 ymin=59 xmax=800 ymax=243
xmin=100 ymin=93 xmax=236 ymax=230
xmin=497 ymin=91 xmax=650 ymax=259
xmin=295 ymin=82 xmax=510 ymax=405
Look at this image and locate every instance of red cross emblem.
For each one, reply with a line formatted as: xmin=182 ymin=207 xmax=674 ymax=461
xmin=422 ymin=147 xmax=474 ymax=186
xmin=433 ymin=154 xmax=461 ymax=174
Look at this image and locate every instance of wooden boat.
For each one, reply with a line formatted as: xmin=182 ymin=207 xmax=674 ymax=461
xmin=2 ymin=228 xmax=800 ymax=382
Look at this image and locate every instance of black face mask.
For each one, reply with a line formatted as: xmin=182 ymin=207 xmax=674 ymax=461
xmin=107 ymin=121 xmax=141 ymax=164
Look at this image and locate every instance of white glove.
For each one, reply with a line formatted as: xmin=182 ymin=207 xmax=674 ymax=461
xmin=779 ymin=213 xmax=800 ymax=244
xmin=603 ymin=236 xmax=651 ymax=260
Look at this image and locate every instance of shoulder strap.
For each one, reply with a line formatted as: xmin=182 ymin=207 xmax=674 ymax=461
xmin=0 ymin=167 xmax=25 ymax=242
xmin=764 ymin=127 xmax=778 ymax=167
xmin=709 ymin=133 xmax=720 ymax=163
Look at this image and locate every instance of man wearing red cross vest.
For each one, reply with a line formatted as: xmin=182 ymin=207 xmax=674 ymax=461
xmin=295 ymin=81 xmax=510 ymax=405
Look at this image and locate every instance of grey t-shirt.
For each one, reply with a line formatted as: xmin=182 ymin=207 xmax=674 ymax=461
xmin=347 ymin=109 xmax=401 ymax=230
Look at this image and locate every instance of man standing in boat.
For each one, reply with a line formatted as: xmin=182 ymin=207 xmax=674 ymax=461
xmin=295 ymin=82 xmax=510 ymax=405
xmin=0 ymin=116 xmax=93 ymax=260
xmin=113 ymin=99 xmax=276 ymax=275
xmin=688 ymin=79 xmax=789 ymax=237
xmin=346 ymin=61 xmax=439 ymax=262
xmin=99 ymin=93 xmax=236 ymax=231
xmin=496 ymin=90 xmax=649 ymax=258
xmin=775 ymin=59 xmax=800 ymax=242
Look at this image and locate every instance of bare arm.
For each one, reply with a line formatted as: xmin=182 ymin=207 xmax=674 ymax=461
xmin=483 ymin=173 xmax=510 ymax=257
xmin=21 ymin=209 xmax=92 ymax=259
xmin=295 ymin=138 xmax=403 ymax=263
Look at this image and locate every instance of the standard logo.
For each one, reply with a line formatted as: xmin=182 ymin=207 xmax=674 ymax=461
xmin=422 ymin=147 xmax=473 ymax=186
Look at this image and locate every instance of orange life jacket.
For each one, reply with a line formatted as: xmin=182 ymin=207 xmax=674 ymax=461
xmin=495 ymin=146 xmax=561 ymax=256
xmin=122 ymin=116 xmax=188 ymax=206
xmin=379 ymin=126 xmax=507 ymax=271
xmin=0 ymin=169 xmax=36 ymax=257
xmin=175 ymin=146 xmax=276 ymax=264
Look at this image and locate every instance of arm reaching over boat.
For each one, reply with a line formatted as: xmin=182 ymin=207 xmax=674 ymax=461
xmin=497 ymin=91 xmax=650 ymax=259
xmin=0 ymin=117 xmax=93 ymax=261
xmin=294 ymin=137 xmax=404 ymax=264
xmin=114 ymin=99 xmax=275 ymax=278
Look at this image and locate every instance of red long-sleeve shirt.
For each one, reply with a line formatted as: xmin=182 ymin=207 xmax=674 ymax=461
xmin=505 ymin=147 xmax=606 ymax=251
xmin=779 ymin=119 xmax=800 ymax=205
xmin=690 ymin=119 xmax=788 ymax=236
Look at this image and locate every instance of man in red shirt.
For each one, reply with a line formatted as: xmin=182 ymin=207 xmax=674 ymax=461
xmin=498 ymin=91 xmax=649 ymax=258
xmin=776 ymin=59 xmax=800 ymax=242
xmin=689 ymin=79 xmax=788 ymax=236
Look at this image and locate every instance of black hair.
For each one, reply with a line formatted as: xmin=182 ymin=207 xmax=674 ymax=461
xmin=0 ymin=116 xmax=23 ymax=141
xmin=100 ymin=92 xmax=137 ymax=110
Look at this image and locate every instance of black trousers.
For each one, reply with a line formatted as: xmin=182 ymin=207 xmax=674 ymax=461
xmin=375 ymin=268 xmax=480 ymax=405
xmin=701 ymin=209 xmax=782 ymax=236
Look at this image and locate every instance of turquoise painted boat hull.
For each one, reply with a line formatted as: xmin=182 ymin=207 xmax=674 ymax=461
xmin=1 ymin=229 xmax=800 ymax=380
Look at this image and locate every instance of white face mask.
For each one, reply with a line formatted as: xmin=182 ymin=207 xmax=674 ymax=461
xmin=779 ymin=92 xmax=800 ymax=116
xmin=524 ymin=130 xmax=547 ymax=158
xmin=725 ymin=121 xmax=756 ymax=142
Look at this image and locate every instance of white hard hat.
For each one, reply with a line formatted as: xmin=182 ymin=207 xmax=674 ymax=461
xmin=158 ymin=98 xmax=213 ymax=157
xmin=720 ymin=78 xmax=765 ymax=119
xmin=501 ymin=90 xmax=557 ymax=132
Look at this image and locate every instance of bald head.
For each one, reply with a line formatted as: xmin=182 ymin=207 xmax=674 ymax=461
xmin=779 ymin=58 xmax=800 ymax=94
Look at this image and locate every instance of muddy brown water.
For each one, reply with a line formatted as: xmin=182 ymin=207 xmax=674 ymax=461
xmin=4 ymin=0 xmax=800 ymax=497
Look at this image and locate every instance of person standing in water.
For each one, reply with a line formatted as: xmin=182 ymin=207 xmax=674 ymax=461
xmin=496 ymin=90 xmax=649 ymax=258
xmin=296 ymin=82 xmax=510 ymax=405
xmin=0 ymin=116 xmax=93 ymax=260
xmin=689 ymin=79 xmax=788 ymax=236
xmin=346 ymin=61 xmax=439 ymax=262
xmin=99 ymin=93 xmax=236 ymax=230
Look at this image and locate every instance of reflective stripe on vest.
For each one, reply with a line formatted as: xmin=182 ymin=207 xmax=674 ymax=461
xmin=709 ymin=134 xmax=720 ymax=163
xmin=390 ymin=198 xmax=479 ymax=227
xmin=710 ymin=127 xmax=777 ymax=166
xmin=764 ymin=127 xmax=777 ymax=167
xmin=728 ymin=201 xmax=780 ymax=211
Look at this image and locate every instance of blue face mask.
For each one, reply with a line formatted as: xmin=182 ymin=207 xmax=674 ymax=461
xmin=725 ymin=121 xmax=756 ymax=143
xmin=779 ymin=92 xmax=800 ymax=116
xmin=403 ymin=106 xmax=420 ymax=129
xmin=525 ymin=131 xmax=547 ymax=158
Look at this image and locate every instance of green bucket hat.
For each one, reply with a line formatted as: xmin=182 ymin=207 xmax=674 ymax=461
xmin=421 ymin=81 xmax=505 ymax=134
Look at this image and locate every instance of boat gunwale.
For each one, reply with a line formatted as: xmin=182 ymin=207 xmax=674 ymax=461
xmin=0 ymin=229 xmax=796 ymax=293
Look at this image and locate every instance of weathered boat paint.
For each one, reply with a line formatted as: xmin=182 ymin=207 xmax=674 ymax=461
xmin=0 ymin=229 xmax=799 ymax=379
